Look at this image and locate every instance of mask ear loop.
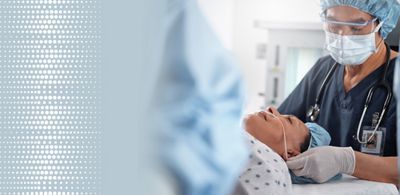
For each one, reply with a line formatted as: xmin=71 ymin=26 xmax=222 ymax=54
xmin=374 ymin=21 xmax=383 ymax=33
xmin=266 ymin=112 xmax=288 ymax=160
xmin=373 ymin=21 xmax=384 ymax=51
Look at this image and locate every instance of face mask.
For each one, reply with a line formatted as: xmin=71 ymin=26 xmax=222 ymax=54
xmin=325 ymin=22 xmax=382 ymax=66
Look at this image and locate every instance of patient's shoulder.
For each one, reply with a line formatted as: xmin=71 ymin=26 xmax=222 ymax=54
xmin=235 ymin=135 xmax=293 ymax=194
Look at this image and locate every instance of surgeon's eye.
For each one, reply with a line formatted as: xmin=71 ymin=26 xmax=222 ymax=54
xmin=327 ymin=24 xmax=341 ymax=33
xmin=351 ymin=27 xmax=363 ymax=33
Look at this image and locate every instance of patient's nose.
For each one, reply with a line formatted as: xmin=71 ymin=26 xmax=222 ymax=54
xmin=266 ymin=106 xmax=281 ymax=116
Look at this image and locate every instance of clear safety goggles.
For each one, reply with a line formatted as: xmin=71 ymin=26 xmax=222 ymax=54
xmin=320 ymin=12 xmax=380 ymax=35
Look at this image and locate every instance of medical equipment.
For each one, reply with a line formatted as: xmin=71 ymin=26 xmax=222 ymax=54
xmin=264 ymin=111 xmax=288 ymax=160
xmin=306 ymin=62 xmax=338 ymax=122
xmin=324 ymin=22 xmax=383 ymax=65
xmin=277 ymin=116 xmax=288 ymax=160
xmin=307 ymin=43 xmax=393 ymax=144
xmin=321 ymin=13 xmax=380 ymax=36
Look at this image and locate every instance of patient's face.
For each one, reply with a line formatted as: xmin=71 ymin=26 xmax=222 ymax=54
xmin=243 ymin=107 xmax=308 ymax=160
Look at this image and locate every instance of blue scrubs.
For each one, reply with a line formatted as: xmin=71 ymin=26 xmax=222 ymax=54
xmin=279 ymin=55 xmax=398 ymax=156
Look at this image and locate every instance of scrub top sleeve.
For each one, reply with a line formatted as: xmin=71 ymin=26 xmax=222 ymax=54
xmin=278 ymin=58 xmax=325 ymax=122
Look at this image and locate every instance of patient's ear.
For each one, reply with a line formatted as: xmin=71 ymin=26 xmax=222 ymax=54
xmin=287 ymin=149 xmax=300 ymax=158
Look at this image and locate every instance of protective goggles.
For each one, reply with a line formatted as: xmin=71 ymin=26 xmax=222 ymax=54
xmin=320 ymin=12 xmax=381 ymax=35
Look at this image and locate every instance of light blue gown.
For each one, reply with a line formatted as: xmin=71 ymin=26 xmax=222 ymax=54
xmin=153 ymin=0 xmax=248 ymax=195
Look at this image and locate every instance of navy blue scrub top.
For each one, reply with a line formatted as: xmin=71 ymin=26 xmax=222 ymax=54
xmin=278 ymin=55 xmax=398 ymax=156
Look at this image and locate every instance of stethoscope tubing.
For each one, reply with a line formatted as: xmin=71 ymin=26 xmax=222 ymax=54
xmin=308 ymin=43 xmax=393 ymax=144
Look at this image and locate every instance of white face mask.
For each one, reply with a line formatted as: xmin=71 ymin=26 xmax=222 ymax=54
xmin=325 ymin=22 xmax=383 ymax=66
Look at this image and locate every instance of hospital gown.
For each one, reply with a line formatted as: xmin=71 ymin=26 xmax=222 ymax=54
xmin=154 ymin=0 xmax=248 ymax=195
xmin=233 ymin=135 xmax=293 ymax=195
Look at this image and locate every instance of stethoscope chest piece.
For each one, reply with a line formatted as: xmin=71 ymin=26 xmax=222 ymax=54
xmin=307 ymin=104 xmax=320 ymax=122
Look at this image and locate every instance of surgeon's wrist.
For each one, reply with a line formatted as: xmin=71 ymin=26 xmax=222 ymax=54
xmin=340 ymin=147 xmax=355 ymax=175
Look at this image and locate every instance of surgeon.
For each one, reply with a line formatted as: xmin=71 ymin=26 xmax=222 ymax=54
xmin=279 ymin=0 xmax=400 ymax=184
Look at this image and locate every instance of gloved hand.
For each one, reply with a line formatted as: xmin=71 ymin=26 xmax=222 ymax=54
xmin=286 ymin=146 xmax=355 ymax=183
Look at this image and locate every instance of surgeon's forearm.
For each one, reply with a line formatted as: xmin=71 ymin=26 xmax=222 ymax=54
xmin=352 ymin=151 xmax=398 ymax=185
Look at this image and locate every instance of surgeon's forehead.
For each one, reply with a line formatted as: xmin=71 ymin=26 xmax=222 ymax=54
xmin=325 ymin=6 xmax=373 ymax=22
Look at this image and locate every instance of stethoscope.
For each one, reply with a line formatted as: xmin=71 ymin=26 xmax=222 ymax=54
xmin=306 ymin=43 xmax=393 ymax=144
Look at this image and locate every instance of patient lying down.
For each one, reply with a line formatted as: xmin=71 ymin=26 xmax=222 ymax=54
xmin=244 ymin=107 xmax=313 ymax=160
xmin=233 ymin=107 xmax=337 ymax=195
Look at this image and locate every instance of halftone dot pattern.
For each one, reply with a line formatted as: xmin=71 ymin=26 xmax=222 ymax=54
xmin=0 ymin=0 xmax=101 ymax=194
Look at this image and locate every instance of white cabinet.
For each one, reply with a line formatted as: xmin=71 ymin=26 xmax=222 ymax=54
xmin=255 ymin=21 xmax=326 ymax=107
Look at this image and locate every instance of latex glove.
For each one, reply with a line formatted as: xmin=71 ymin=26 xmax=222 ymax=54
xmin=286 ymin=146 xmax=355 ymax=183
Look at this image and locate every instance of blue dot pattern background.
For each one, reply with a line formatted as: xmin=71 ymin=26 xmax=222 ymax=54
xmin=0 ymin=0 xmax=101 ymax=194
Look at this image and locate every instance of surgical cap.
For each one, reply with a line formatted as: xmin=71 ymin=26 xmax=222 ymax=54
xmin=289 ymin=123 xmax=339 ymax=184
xmin=305 ymin=123 xmax=331 ymax=148
xmin=320 ymin=0 xmax=400 ymax=38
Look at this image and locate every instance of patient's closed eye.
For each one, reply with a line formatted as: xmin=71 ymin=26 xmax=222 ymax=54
xmin=283 ymin=116 xmax=293 ymax=124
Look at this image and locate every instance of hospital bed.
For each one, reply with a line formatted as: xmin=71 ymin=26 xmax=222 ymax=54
xmin=292 ymin=174 xmax=398 ymax=195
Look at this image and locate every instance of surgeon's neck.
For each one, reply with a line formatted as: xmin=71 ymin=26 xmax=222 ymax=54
xmin=343 ymin=41 xmax=387 ymax=93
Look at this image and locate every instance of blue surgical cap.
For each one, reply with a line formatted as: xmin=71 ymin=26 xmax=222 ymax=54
xmin=290 ymin=123 xmax=340 ymax=184
xmin=305 ymin=123 xmax=331 ymax=148
xmin=320 ymin=0 xmax=400 ymax=39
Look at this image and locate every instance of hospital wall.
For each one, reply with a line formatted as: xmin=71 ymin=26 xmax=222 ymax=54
xmin=198 ymin=0 xmax=235 ymax=51
xmin=198 ymin=0 xmax=321 ymax=113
